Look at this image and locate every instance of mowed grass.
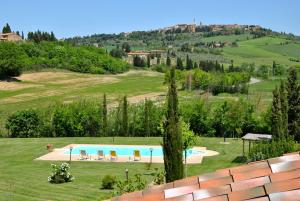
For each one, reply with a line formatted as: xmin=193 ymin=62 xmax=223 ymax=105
xmin=0 ymin=137 xmax=244 ymax=201
xmin=0 ymin=70 xmax=166 ymax=132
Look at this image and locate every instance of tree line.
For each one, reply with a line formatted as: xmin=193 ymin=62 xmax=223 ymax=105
xmin=0 ymin=41 xmax=130 ymax=78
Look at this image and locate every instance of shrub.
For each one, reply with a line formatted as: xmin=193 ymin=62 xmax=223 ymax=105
xmin=48 ymin=163 xmax=74 ymax=184
xmin=101 ymin=175 xmax=117 ymax=189
xmin=113 ymin=174 xmax=146 ymax=196
xmin=249 ymin=139 xmax=296 ymax=162
xmin=6 ymin=109 xmax=41 ymax=138
xmin=151 ymin=168 xmax=165 ymax=185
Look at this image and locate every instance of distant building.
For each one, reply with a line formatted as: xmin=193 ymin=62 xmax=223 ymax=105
xmin=0 ymin=33 xmax=22 ymax=42
xmin=126 ymin=50 xmax=165 ymax=66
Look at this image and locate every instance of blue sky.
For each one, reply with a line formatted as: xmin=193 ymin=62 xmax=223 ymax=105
xmin=0 ymin=0 xmax=299 ymax=38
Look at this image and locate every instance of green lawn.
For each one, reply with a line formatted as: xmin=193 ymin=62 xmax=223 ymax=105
xmin=0 ymin=137 xmax=245 ymax=201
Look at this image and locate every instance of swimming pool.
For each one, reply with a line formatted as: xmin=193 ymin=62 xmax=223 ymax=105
xmin=64 ymin=145 xmax=204 ymax=157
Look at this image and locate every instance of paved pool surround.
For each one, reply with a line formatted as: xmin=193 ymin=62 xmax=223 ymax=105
xmin=36 ymin=144 xmax=219 ymax=164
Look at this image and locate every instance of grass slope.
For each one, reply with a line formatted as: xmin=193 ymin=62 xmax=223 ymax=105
xmin=0 ymin=70 xmax=166 ymax=133
xmin=0 ymin=137 xmax=244 ymax=201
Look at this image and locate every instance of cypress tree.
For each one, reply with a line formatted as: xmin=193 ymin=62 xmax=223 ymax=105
xmin=144 ymin=99 xmax=151 ymax=137
xmin=163 ymin=66 xmax=183 ymax=182
xmin=167 ymin=56 xmax=171 ymax=66
xmin=279 ymin=81 xmax=288 ymax=138
xmin=102 ymin=94 xmax=108 ymax=136
xmin=176 ymin=57 xmax=183 ymax=70
xmin=122 ymin=95 xmax=128 ymax=136
xmin=271 ymin=87 xmax=283 ymax=140
xmin=286 ymin=68 xmax=300 ymax=141
xmin=2 ymin=23 xmax=11 ymax=33
xmin=21 ymin=31 xmax=24 ymax=39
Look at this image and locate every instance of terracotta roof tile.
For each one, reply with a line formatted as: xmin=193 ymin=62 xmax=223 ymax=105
xmin=227 ymin=186 xmax=266 ymax=201
xmin=194 ymin=195 xmax=229 ymax=201
xmin=232 ymin=167 xmax=271 ymax=182
xmin=231 ymin=176 xmax=270 ymax=192
xmin=264 ymin=178 xmax=300 ymax=194
xmin=268 ymin=189 xmax=300 ymax=201
xmin=193 ymin=185 xmax=231 ymax=200
xmin=140 ymin=192 xmax=165 ymax=201
xmin=268 ymin=154 xmax=300 ymax=165
xmin=164 ymin=184 xmax=200 ymax=199
xmin=198 ymin=172 xmax=230 ymax=182
xmin=269 ymin=168 xmax=300 ymax=182
xmin=283 ymin=152 xmax=300 ymax=156
xmin=143 ymin=183 xmax=174 ymax=195
xmin=112 ymin=191 xmax=143 ymax=201
xmin=165 ymin=193 xmax=194 ymax=201
xmin=174 ymin=176 xmax=199 ymax=187
xmin=229 ymin=162 xmax=269 ymax=174
xmin=270 ymin=160 xmax=300 ymax=173
xmin=245 ymin=197 xmax=270 ymax=201
xmin=200 ymin=176 xmax=233 ymax=189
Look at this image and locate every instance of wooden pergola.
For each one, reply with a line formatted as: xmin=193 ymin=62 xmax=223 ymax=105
xmin=242 ymin=133 xmax=272 ymax=156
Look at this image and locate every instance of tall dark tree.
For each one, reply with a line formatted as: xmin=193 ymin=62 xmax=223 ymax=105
xmin=163 ymin=66 xmax=183 ymax=182
xmin=102 ymin=94 xmax=108 ymax=136
xmin=21 ymin=31 xmax=24 ymax=39
xmin=147 ymin=56 xmax=151 ymax=67
xmin=279 ymin=81 xmax=288 ymax=138
xmin=286 ymin=68 xmax=300 ymax=141
xmin=272 ymin=61 xmax=276 ymax=76
xmin=122 ymin=95 xmax=129 ymax=136
xmin=271 ymin=87 xmax=283 ymax=140
xmin=166 ymin=56 xmax=171 ymax=66
xmin=2 ymin=23 xmax=11 ymax=33
xmin=176 ymin=57 xmax=183 ymax=70
xmin=144 ymin=99 xmax=151 ymax=137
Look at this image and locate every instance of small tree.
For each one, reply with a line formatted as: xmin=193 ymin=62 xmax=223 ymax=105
xmin=122 ymin=96 xmax=129 ymax=136
xmin=279 ymin=81 xmax=288 ymax=138
xmin=144 ymin=99 xmax=151 ymax=137
xmin=181 ymin=120 xmax=196 ymax=177
xmin=102 ymin=94 xmax=108 ymax=136
xmin=271 ymin=87 xmax=283 ymax=140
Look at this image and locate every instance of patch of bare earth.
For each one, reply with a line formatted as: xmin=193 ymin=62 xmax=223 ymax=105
xmin=17 ymin=72 xmax=72 ymax=82
xmin=0 ymin=82 xmax=41 ymax=90
xmin=117 ymin=70 xmax=163 ymax=77
xmin=108 ymin=92 xmax=165 ymax=108
xmin=50 ymin=76 xmax=119 ymax=85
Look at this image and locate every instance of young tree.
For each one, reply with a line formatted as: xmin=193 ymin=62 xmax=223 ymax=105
xmin=286 ymin=68 xmax=300 ymax=141
xmin=122 ymin=43 xmax=131 ymax=53
xmin=279 ymin=81 xmax=288 ymax=138
xmin=102 ymin=94 xmax=108 ymax=136
xmin=163 ymin=66 xmax=183 ymax=182
xmin=271 ymin=87 xmax=283 ymax=140
xmin=122 ymin=95 xmax=129 ymax=136
xmin=144 ymin=99 xmax=151 ymax=137
xmin=181 ymin=120 xmax=196 ymax=177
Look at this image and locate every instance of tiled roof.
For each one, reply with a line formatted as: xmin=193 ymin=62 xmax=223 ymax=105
xmin=111 ymin=152 xmax=300 ymax=201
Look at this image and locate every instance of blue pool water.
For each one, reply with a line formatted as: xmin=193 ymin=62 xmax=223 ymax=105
xmin=65 ymin=145 xmax=203 ymax=157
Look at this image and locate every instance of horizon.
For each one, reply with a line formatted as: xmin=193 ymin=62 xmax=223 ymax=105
xmin=0 ymin=0 xmax=299 ymax=38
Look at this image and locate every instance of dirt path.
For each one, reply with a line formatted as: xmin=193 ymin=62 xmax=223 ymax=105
xmin=249 ymin=77 xmax=261 ymax=85
xmin=108 ymin=92 xmax=165 ymax=108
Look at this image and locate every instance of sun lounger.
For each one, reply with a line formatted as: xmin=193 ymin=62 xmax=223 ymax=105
xmin=133 ymin=150 xmax=141 ymax=161
xmin=97 ymin=150 xmax=105 ymax=160
xmin=79 ymin=150 xmax=89 ymax=160
xmin=110 ymin=150 xmax=117 ymax=161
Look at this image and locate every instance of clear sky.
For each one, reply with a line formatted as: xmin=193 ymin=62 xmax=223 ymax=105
xmin=0 ymin=0 xmax=299 ymax=38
